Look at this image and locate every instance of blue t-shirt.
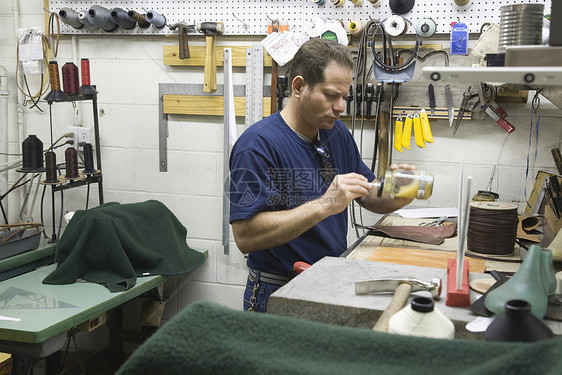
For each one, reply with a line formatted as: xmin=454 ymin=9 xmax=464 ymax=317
xmin=229 ymin=112 xmax=375 ymax=276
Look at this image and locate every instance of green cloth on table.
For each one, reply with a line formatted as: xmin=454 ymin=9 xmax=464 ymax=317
xmin=117 ymin=301 xmax=562 ymax=375
xmin=43 ymin=200 xmax=206 ymax=292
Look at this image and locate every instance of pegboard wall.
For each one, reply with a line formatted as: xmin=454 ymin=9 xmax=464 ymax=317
xmin=49 ymin=0 xmax=551 ymax=36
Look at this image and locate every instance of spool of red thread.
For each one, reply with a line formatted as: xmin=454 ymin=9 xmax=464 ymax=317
xmin=62 ymin=62 xmax=79 ymax=95
xmin=81 ymin=58 xmax=91 ymax=86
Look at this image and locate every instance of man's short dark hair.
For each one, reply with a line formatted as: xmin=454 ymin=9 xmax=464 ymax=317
xmin=287 ymin=38 xmax=354 ymax=93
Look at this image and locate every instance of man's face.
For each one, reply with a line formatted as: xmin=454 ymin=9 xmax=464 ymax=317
xmin=297 ymin=61 xmax=353 ymax=131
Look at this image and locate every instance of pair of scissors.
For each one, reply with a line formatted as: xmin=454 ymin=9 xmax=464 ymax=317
xmin=418 ymin=216 xmax=448 ymax=227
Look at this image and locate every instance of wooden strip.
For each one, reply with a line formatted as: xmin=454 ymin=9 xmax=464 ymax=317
xmin=163 ymin=45 xmax=273 ymax=67
xmin=392 ymin=107 xmax=471 ymax=119
xmin=44 ymin=0 xmax=50 ymax=36
xmin=163 ymin=94 xmax=271 ymax=117
xmin=366 ymin=246 xmax=486 ymax=273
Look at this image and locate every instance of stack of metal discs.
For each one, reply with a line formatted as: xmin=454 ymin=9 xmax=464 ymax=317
xmin=499 ymin=3 xmax=544 ymax=52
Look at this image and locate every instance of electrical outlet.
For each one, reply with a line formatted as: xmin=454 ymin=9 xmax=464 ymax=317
xmin=67 ymin=126 xmax=93 ymax=151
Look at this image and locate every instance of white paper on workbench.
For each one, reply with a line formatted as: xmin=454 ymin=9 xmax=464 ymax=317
xmin=395 ymin=207 xmax=459 ymax=218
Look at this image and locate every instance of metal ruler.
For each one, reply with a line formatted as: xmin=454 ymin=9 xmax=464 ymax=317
xmin=223 ymin=48 xmax=234 ymax=255
xmin=245 ymin=43 xmax=264 ymax=128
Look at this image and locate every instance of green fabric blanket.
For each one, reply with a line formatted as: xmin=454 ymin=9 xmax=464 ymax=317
xmin=117 ymin=301 xmax=562 ymax=375
xmin=43 ymin=200 xmax=206 ymax=292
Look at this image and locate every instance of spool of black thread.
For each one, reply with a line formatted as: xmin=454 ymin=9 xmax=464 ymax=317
xmin=82 ymin=143 xmax=96 ymax=174
xmin=44 ymin=151 xmax=59 ymax=183
xmin=110 ymin=8 xmax=137 ymax=30
xmin=65 ymin=147 xmax=79 ymax=178
xmin=17 ymin=135 xmax=45 ymax=172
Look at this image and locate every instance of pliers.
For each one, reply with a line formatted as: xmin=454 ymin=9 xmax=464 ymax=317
xmin=453 ymin=86 xmax=476 ymax=135
xmin=478 ymin=83 xmax=515 ymax=133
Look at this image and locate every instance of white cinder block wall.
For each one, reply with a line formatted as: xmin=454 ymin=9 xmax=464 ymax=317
xmin=1 ymin=2 xmax=561 ymax=327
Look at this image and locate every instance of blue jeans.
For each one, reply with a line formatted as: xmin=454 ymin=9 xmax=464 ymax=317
xmin=243 ymin=274 xmax=282 ymax=312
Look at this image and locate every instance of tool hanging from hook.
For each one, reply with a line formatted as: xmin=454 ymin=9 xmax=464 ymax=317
xmin=168 ymin=22 xmax=196 ymax=60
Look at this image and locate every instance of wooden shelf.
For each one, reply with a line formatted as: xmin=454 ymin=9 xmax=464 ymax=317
xmin=163 ymin=45 xmax=273 ymax=67
xmin=163 ymin=94 xmax=271 ymax=117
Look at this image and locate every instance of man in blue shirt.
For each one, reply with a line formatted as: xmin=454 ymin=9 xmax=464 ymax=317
xmin=229 ymin=38 xmax=414 ymax=312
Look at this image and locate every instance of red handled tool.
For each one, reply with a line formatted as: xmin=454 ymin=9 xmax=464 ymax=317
xmin=478 ymin=83 xmax=515 ymax=133
xmin=293 ymin=261 xmax=311 ymax=274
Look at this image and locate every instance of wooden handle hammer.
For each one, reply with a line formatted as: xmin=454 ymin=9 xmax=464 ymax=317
xmin=197 ymin=22 xmax=224 ymax=93
xmin=355 ymin=277 xmax=442 ymax=333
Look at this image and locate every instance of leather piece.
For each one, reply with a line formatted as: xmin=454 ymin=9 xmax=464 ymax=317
xmin=517 ymin=215 xmax=541 ymax=243
xmin=371 ymin=222 xmax=457 ymax=245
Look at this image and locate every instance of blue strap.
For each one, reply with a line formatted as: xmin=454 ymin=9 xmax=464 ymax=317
xmin=524 ymin=93 xmax=541 ymax=207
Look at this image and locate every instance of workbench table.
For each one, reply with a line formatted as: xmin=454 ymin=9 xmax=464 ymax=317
xmin=268 ymin=256 xmax=562 ymax=339
xmin=0 ymin=263 xmax=164 ymax=373
xmin=268 ymin=215 xmax=562 ymax=339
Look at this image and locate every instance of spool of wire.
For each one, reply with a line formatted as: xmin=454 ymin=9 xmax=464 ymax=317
xmin=311 ymin=0 xmax=326 ymax=5
xmin=466 ymin=202 xmax=519 ymax=256
xmin=350 ymin=0 xmax=363 ymax=5
xmin=82 ymin=143 xmax=97 ymax=174
xmin=43 ymin=151 xmax=60 ymax=184
xmin=347 ymin=20 xmax=365 ymax=35
xmin=128 ymin=11 xmax=150 ymax=28
xmin=17 ymin=135 xmax=45 ymax=172
xmin=329 ymin=0 xmax=345 ymax=6
xmin=62 ymin=62 xmax=79 ymax=95
xmin=78 ymin=10 xmax=100 ymax=31
xmin=146 ymin=10 xmax=166 ymax=28
xmin=59 ymin=8 xmax=83 ymax=29
xmin=88 ymin=5 xmax=118 ymax=32
xmin=110 ymin=8 xmax=137 ymax=30
xmin=64 ymin=147 xmax=80 ymax=179
xmin=384 ymin=15 xmax=408 ymax=36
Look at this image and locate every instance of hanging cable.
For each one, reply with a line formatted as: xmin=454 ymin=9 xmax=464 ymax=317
xmin=524 ymin=89 xmax=542 ymax=207
xmin=47 ymin=9 xmax=61 ymax=57
xmin=371 ymin=19 xmax=421 ymax=72
xmin=351 ymin=19 xmax=379 ymax=235
xmin=397 ymin=49 xmax=449 ymax=66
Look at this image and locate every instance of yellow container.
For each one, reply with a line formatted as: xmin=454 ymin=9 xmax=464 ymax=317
xmin=373 ymin=169 xmax=434 ymax=199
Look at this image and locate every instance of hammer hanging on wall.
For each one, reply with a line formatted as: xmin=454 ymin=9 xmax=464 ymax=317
xmin=196 ymin=22 xmax=224 ymax=92
xmin=168 ymin=22 xmax=195 ymax=60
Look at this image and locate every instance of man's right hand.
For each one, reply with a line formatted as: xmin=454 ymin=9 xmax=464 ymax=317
xmin=321 ymin=173 xmax=372 ymax=216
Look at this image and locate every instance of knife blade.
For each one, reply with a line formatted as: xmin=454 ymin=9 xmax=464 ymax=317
xmin=428 ymin=84 xmax=436 ymax=117
xmin=444 ymin=84 xmax=454 ymax=127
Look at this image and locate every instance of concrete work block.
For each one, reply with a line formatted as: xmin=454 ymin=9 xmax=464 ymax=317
xmin=268 ymin=257 xmax=562 ymax=339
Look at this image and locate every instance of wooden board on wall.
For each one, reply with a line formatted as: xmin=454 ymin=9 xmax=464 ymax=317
xmin=163 ymin=45 xmax=273 ymax=67
xmin=163 ymin=94 xmax=271 ymax=117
